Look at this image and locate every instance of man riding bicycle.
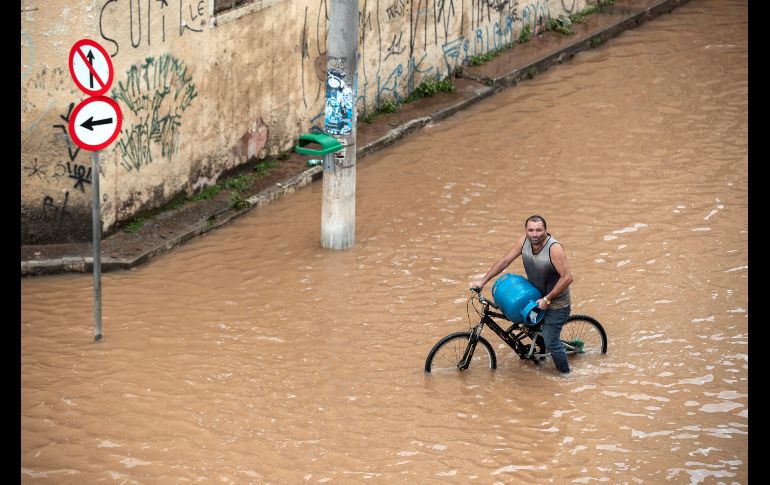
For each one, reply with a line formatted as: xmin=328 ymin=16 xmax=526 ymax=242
xmin=470 ymin=215 xmax=573 ymax=373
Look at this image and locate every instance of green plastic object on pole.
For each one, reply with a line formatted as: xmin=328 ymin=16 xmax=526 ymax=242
xmin=295 ymin=132 xmax=343 ymax=156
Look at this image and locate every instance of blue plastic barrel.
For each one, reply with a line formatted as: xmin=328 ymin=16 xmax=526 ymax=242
xmin=491 ymin=273 xmax=544 ymax=325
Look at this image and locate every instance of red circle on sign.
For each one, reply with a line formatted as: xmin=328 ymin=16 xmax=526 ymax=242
xmin=68 ymin=39 xmax=114 ymax=96
xmin=68 ymin=96 xmax=123 ymax=151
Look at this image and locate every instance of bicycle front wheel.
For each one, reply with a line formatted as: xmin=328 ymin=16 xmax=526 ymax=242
xmin=424 ymin=332 xmax=497 ymax=373
xmin=561 ymin=315 xmax=608 ymax=356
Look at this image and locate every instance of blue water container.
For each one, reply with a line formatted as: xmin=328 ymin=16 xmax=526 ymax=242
xmin=491 ymin=273 xmax=545 ymax=325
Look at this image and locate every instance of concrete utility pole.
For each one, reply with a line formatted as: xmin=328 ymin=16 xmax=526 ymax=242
xmin=322 ymin=0 xmax=358 ymax=249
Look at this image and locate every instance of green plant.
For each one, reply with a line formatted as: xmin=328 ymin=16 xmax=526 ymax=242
xmin=590 ymin=36 xmax=604 ymax=48
xmin=123 ymin=216 xmax=147 ymax=233
xmin=571 ymin=0 xmax=615 ymax=23
xmin=361 ymin=111 xmax=377 ymax=124
xmin=547 ymin=15 xmax=573 ymax=35
xmin=470 ymin=52 xmax=496 ymax=66
xmin=518 ymin=24 xmax=532 ymax=44
xmin=405 ymin=76 xmax=455 ymax=103
xmin=570 ymin=11 xmax=587 ymax=23
xmin=359 ymin=97 xmax=400 ymax=124
xmin=527 ymin=67 xmax=537 ymax=79
xmin=361 ymin=75 xmax=455 ymax=123
xmin=380 ymin=97 xmax=400 ymax=113
xmin=191 ymin=184 xmax=222 ymax=202
xmin=229 ymin=191 xmax=250 ymax=210
xmin=224 ymin=173 xmax=255 ymax=192
xmin=254 ymin=159 xmax=277 ymax=176
xmin=166 ymin=194 xmax=188 ymax=210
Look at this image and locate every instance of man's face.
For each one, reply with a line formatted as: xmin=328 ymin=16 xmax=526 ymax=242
xmin=526 ymin=221 xmax=547 ymax=246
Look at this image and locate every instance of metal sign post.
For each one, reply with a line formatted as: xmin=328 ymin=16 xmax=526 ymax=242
xmin=68 ymin=38 xmax=121 ymax=342
xmin=91 ymin=150 xmax=103 ymax=341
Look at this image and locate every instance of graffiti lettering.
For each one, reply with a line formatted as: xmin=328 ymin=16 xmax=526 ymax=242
xmin=376 ymin=64 xmax=403 ymax=107
xmin=406 ymin=53 xmax=432 ymax=94
xmin=100 ymin=0 xmax=204 ymax=55
xmin=52 ymin=103 xmax=81 ymax=163
xmin=112 ymin=54 xmax=197 ymax=171
xmin=24 ymin=158 xmax=48 ymax=180
xmin=42 ymin=191 xmax=70 ymax=222
xmin=441 ymin=37 xmax=467 ymax=75
xmin=360 ymin=9 xmax=372 ymax=33
xmin=435 ymin=0 xmax=456 ymax=42
xmin=180 ymin=0 xmax=206 ymax=35
xmin=385 ymin=32 xmax=405 ymax=61
xmin=522 ymin=0 xmax=550 ymax=34
xmin=561 ymin=0 xmax=576 ymax=13
xmin=386 ymin=0 xmax=406 ymax=19
xmin=67 ymin=162 xmax=92 ymax=192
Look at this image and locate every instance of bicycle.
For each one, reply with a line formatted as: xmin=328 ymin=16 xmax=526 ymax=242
xmin=424 ymin=288 xmax=608 ymax=373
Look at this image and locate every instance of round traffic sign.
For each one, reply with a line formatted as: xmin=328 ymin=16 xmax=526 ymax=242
xmin=68 ymin=39 xmax=114 ymax=96
xmin=68 ymin=96 xmax=123 ymax=151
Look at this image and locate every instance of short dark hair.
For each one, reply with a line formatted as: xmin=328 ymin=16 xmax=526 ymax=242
xmin=525 ymin=215 xmax=547 ymax=229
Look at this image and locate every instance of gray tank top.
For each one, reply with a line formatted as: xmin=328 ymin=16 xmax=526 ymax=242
xmin=522 ymin=235 xmax=571 ymax=309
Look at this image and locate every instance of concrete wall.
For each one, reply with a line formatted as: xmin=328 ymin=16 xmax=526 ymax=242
xmin=21 ymin=0 xmax=586 ymax=244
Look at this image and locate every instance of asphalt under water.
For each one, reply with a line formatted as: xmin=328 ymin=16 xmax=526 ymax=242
xmin=21 ymin=0 xmax=748 ymax=482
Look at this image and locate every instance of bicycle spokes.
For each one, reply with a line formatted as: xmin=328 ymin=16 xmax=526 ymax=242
xmin=564 ymin=338 xmax=585 ymax=353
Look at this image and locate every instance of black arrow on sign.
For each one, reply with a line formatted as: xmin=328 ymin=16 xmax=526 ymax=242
xmin=86 ymin=49 xmax=95 ymax=89
xmin=80 ymin=116 xmax=113 ymax=131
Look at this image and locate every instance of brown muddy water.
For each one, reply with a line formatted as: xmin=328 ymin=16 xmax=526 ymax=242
xmin=21 ymin=0 xmax=747 ymax=482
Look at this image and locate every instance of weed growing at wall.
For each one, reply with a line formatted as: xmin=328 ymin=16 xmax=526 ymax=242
xmin=254 ymin=160 xmax=278 ymax=176
xmin=361 ymin=97 xmax=400 ymax=123
xmin=361 ymin=76 xmax=455 ymax=124
xmin=123 ymin=216 xmax=147 ymax=233
xmin=518 ymin=25 xmax=533 ymax=44
xmin=191 ymin=185 xmax=222 ymax=202
xmin=224 ymin=174 xmax=255 ymax=192
xmin=571 ymin=0 xmax=615 ymax=24
xmin=470 ymin=52 xmax=497 ymax=66
xmin=229 ymin=192 xmax=250 ymax=210
xmin=404 ymin=76 xmax=455 ymax=103
xmin=547 ymin=16 xmax=574 ymax=35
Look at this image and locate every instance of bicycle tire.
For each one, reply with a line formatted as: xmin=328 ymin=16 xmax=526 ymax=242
xmin=424 ymin=332 xmax=497 ymax=373
xmin=561 ymin=314 xmax=608 ymax=356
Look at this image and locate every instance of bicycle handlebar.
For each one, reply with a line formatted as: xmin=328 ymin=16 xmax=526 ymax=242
xmin=470 ymin=287 xmax=498 ymax=309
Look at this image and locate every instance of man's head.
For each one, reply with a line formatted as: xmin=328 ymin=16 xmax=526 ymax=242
xmin=525 ymin=215 xmax=547 ymax=230
xmin=525 ymin=215 xmax=548 ymax=246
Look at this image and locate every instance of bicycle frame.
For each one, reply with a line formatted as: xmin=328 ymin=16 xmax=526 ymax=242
xmin=466 ymin=291 xmax=546 ymax=363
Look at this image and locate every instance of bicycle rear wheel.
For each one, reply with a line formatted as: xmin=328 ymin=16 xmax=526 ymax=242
xmin=561 ymin=315 xmax=608 ymax=356
xmin=424 ymin=332 xmax=497 ymax=373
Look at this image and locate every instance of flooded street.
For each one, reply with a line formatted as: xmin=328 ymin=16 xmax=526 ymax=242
xmin=21 ymin=0 xmax=747 ymax=482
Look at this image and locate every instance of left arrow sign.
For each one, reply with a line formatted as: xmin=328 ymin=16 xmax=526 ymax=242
xmin=81 ymin=116 xmax=114 ymax=131
xmin=68 ymin=96 xmax=123 ymax=151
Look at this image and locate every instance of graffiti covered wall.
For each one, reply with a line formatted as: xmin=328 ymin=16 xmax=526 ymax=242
xmin=21 ymin=0 xmax=585 ymax=244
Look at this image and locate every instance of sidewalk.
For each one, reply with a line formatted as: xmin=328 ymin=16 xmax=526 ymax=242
xmin=20 ymin=0 xmax=688 ymax=277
